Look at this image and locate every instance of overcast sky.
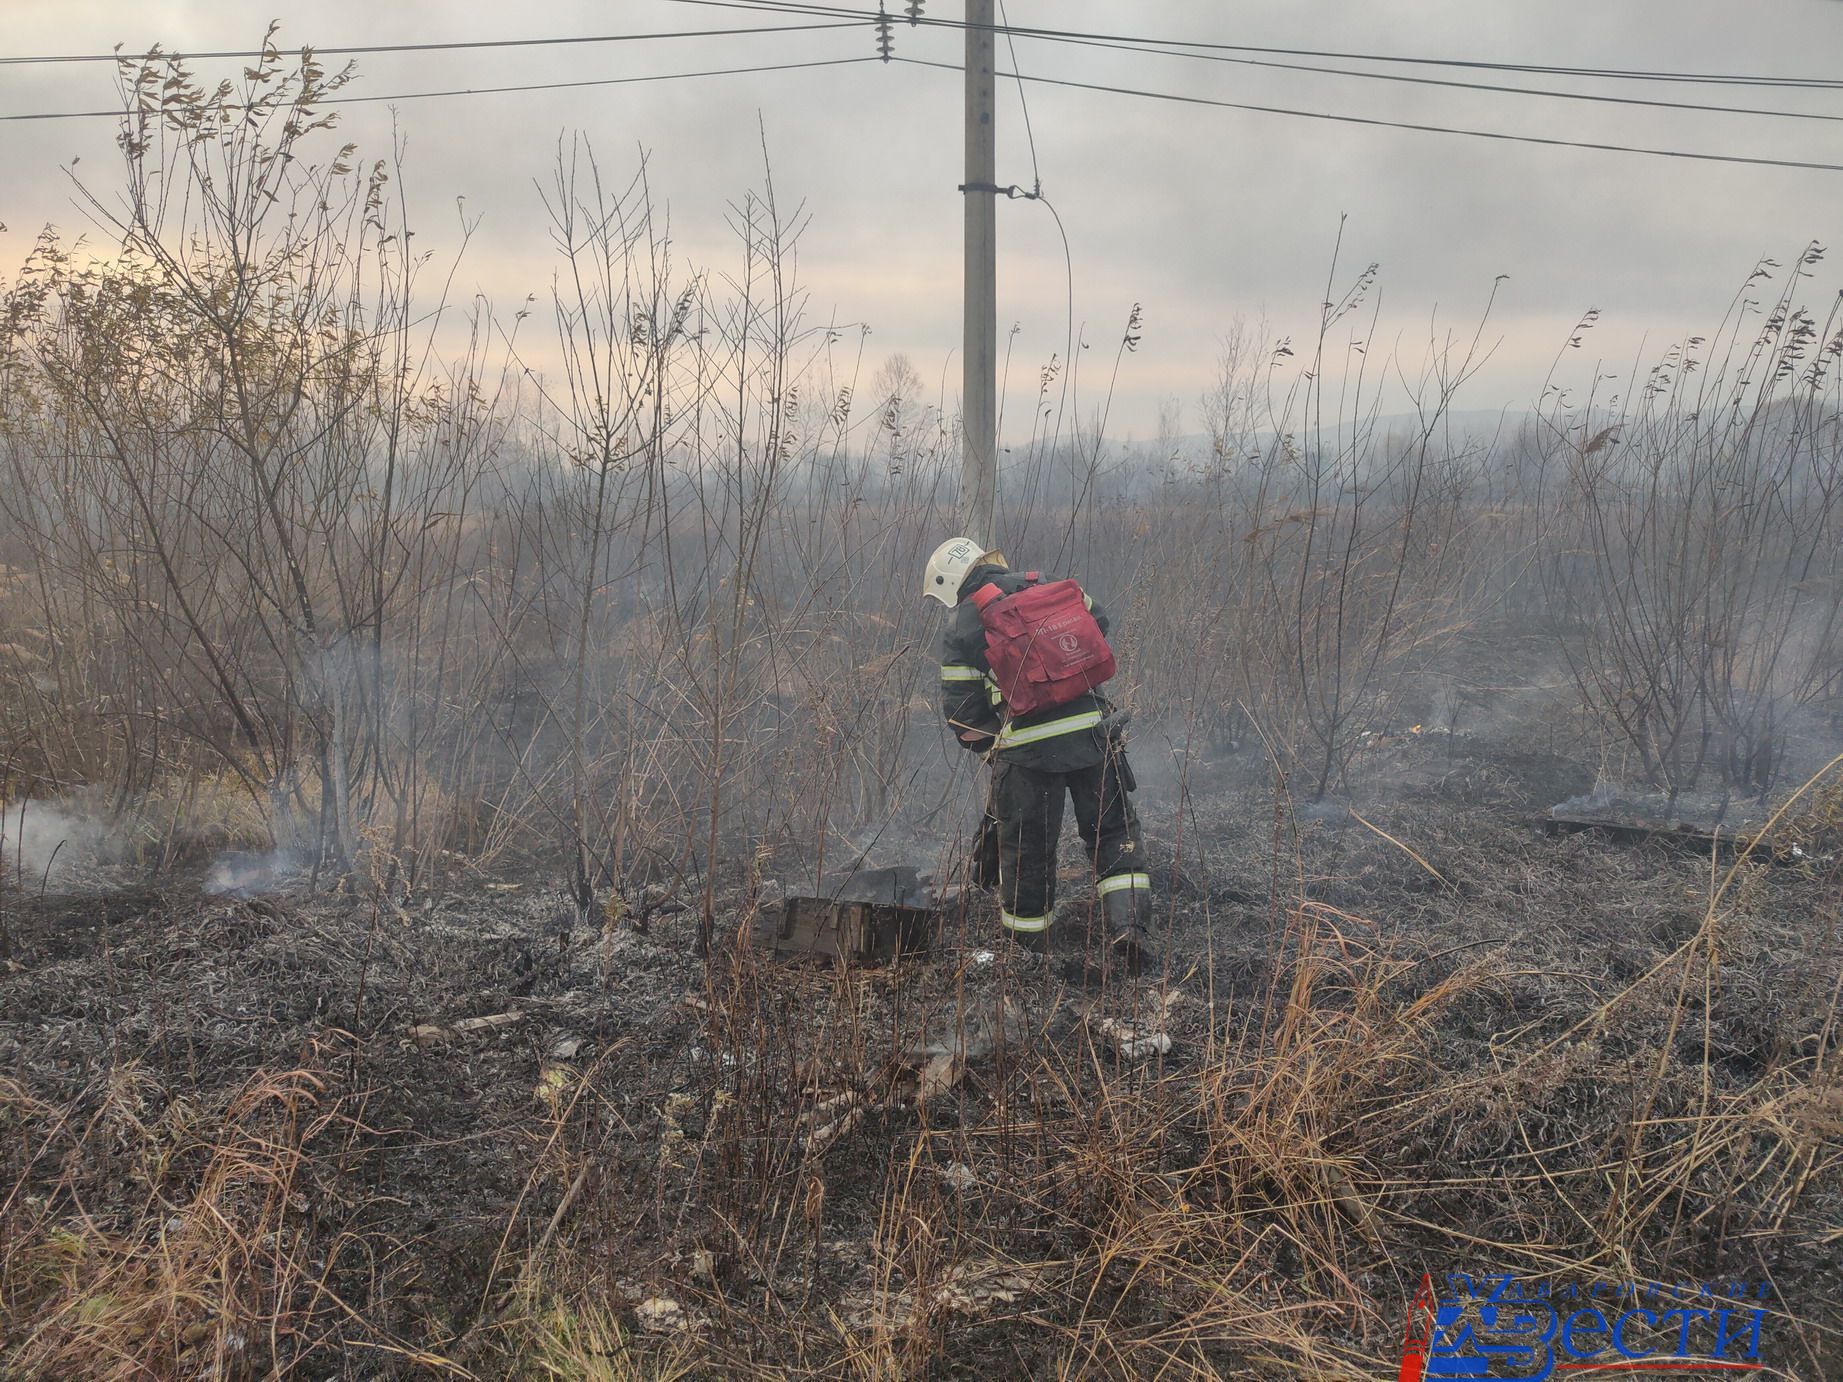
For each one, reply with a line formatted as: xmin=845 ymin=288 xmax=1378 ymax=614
xmin=6 ymin=1 xmax=1843 ymax=440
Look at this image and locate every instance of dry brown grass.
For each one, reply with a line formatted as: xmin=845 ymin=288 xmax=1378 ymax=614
xmin=458 ymin=821 xmax=1837 ymax=1377
xmin=4 ymin=778 xmax=1840 ymax=1377
xmin=0 ymin=1052 xmax=421 ymax=1377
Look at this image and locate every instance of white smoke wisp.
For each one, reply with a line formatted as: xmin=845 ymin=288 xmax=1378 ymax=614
xmin=0 ymin=799 xmax=108 ymax=888
xmin=1552 ymin=780 xmax=1619 ymax=817
xmin=0 ymin=792 xmax=309 ymax=897
xmin=203 ymin=848 xmax=304 ymax=897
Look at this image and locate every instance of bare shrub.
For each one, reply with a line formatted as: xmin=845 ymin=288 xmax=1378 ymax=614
xmin=1108 ymin=251 xmax=1500 ymax=801
xmin=0 ymin=35 xmax=497 ymax=884
xmin=1537 ymin=246 xmax=1843 ymax=810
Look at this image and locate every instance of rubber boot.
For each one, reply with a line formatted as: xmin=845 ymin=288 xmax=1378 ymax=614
xmin=1101 ymin=886 xmax=1158 ymax=977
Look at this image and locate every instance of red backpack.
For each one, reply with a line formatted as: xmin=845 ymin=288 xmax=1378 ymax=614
xmin=967 ymin=574 xmax=1116 ymax=717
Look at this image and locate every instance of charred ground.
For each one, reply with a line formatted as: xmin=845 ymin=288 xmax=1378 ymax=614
xmin=4 ymin=699 xmax=1840 ymax=1379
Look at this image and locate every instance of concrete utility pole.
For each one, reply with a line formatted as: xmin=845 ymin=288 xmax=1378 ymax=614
xmin=961 ymin=0 xmax=998 ymax=548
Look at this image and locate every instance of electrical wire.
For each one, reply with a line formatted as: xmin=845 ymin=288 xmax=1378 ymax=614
xmin=0 ymin=55 xmax=882 ymax=123
xmin=1035 ymin=189 xmax=1077 ymax=501
xmin=894 ymin=56 xmax=1843 ymax=175
xmin=8 ymin=1 xmax=1835 ymax=128
xmin=1008 ymin=31 xmax=1843 ymax=127
xmin=3 ymin=1 xmax=1837 ymax=172
xmin=0 ymin=18 xmax=868 ymax=66
xmin=995 ymin=0 xmax=1041 ymax=192
xmin=988 ymin=3 xmax=1071 ymax=479
xmin=659 ymin=0 xmax=1843 ymax=92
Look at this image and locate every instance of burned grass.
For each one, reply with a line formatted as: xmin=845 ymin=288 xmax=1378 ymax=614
xmin=3 ymin=729 xmax=1840 ymax=1377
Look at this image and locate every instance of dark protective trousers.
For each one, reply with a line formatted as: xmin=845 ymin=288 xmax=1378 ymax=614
xmin=988 ymin=755 xmax=1149 ymax=932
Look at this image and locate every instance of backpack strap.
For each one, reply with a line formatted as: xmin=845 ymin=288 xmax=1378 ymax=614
xmin=967 ymin=582 xmax=1006 ymax=612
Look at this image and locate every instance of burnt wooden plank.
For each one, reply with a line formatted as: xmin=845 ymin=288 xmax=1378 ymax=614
xmin=1541 ymin=813 xmax=1799 ymax=862
xmin=763 ymin=896 xmax=935 ymax=964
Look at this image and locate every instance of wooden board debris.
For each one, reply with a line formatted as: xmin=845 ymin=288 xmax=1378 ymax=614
xmin=1542 ymin=812 xmax=1799 ymax=862
xmin=759 ymin=896 xmax=934 ymax=964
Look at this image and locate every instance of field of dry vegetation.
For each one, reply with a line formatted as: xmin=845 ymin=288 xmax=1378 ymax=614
xmin=2 ymin=43 xmax=1842 ymax=1379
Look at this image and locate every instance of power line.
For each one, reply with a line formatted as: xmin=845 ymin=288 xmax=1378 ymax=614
xmin=716 ymin=0 xmax=1843 ymax=127
xmin=3 ymin=8 xmax=1836 ymax=175
xmin=0 ymin=18 xmax=868 ymax=66
xmin=1012 ymin=31 xmax=1843 ymax=127
xmin=11 ymin=3 xmax=1836 ymax=127
xmin=894 ymin=56 xmax=1843 ymax=175
xmin=995 ymin=0 xmax=1041 ymax=191
xmin=0 ymin=56 xmax=881 ymax=123
xmin=991 ymin=1 xmax=1070 ymax=470
xmin=660 ymin=0 xmax=1843 ymax=92
xmin=404 ymin=0 xmax=1843 ymax=126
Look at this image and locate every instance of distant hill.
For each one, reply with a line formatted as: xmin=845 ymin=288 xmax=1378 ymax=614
xmin=1096 ymin=408 xmax=1534 ymax=461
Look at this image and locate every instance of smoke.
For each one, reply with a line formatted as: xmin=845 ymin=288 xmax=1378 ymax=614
xmin=0 ymin=782 xmax=322 ymax=897
xmin=201 ymin=783 xmax=322 ymax=896
xmin=1552 ymin=781 xmax=1619 ymax=817
xmin=0 ymin=798 xmax=108 ymax=888
xmin=1295 ymin=798 xmax=1354 ymax=824
xmin=204 ymin=848 xmax=304 ymax=897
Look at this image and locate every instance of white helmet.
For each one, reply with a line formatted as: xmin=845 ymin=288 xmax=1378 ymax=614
xmin=922 ymin=536 xmax=990 ymax=607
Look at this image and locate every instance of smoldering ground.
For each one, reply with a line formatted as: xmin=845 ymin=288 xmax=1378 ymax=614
xmin=5 ymin=681 xmax=1842 ymax=1376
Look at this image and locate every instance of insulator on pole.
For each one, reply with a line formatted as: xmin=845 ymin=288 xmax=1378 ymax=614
xmin=905 ymin=1 xmax=925 ymax=25
xmin=875 ymin=5 xmax=894 ymax=61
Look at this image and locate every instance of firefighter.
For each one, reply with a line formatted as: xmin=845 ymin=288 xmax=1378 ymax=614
xmin=923 ymin=537 xmax=1158 ymax=972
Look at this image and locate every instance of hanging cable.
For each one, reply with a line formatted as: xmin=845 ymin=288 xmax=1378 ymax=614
xmin=984 ymin=4 xmax=1073 ymax=502
xmin=0 ymin=17 xmax=869 ymax=66
xmin=0 ymin=55 xmax=883 ymax=122
xmin=996 ymin=0 xmax=1041 ymax=195
xmin=7 ymin=2 xmax=1839 ymax=169
xmin=10 ymin=3 xmax=1838 ymax=123
xmin=991 ymin=28 xmax=1843 ymax=127
xmin=895 ymin=56 xmax=1843 ymax=175
xmin=659 ymin=0 xmax=1843 ymax=93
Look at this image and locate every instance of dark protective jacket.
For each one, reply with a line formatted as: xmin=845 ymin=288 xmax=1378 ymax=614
xmin=938 ymin=562 xmax=1112 ymax=772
